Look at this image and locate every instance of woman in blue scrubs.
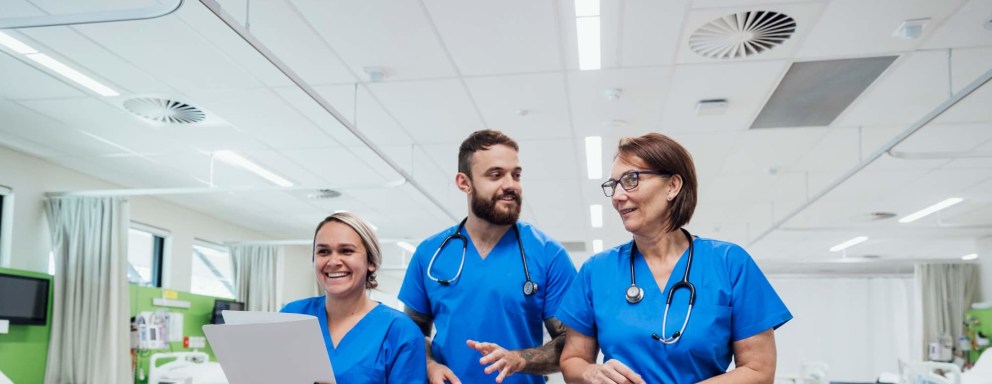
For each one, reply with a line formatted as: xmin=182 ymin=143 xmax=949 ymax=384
xmin=557 ymin=133 xmax=792 ymax=384
xmin=281 ymin=212 xmax=427 ymax=383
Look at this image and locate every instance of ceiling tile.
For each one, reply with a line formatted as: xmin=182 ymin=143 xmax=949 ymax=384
xmin=465 ymin=73 xmax=572 ymax=140
xmin=423 ymin=0 xmax=562 ymax=75
xmin=368 ymin=79 xmax=484 ymax=144
xmin=290 ymin=0 xmax=456 ymax=81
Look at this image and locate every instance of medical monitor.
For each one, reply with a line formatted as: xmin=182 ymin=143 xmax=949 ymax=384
xmin=211 ymin=299 xmax=245 ymax=324
xmin=0 ymin=272 xmax=51 ymax=326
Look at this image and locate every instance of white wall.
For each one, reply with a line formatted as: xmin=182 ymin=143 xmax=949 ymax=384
xmin=977 ymin=236 xmax=992 ymax=303
xmin=281 ymin=244 xmax=317 ymax=307
xmin=0 ymin=145 xmax=294 ymax=295
xmin=769 ymin=275 xmax=919 ymax=382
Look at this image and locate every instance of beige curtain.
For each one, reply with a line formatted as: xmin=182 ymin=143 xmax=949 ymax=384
xmin=230 ymin=244 xmax=279 ymax=312
xmin=916 ymin=263 xmax=979 ymax=357
xmin=44 ymin=196 xmax=130 ymax=384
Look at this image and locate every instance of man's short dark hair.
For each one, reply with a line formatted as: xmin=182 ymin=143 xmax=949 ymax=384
xmin=457 ymin=129 xmax=519 ymax=178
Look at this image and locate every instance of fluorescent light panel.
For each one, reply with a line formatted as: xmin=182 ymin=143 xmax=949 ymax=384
xmin=0 ymin=31 xmax=37 ymax=54
xmin=585 ymin=136 xmax=602 ymax=179
xmin=576 ymin=16 xmax=601 ymax=71
xmin=397 ymin=241 xmax=417 ymax=253
xmin=592 ymin=239 xmax=603 ymax=253
xmin=590 ymin=204 xmax=603 ymax=228
xmin=214 ymin=150 xmax=293 ymax=187
xmin=898 ymin=197 xmax=963 ymax=223
xmin=829 ymin=236 xmax=868 ymax=252
xmin=962 ymin=253 xmax=978 ymax=261
xmin=574 ymin=0 xmax=599 ymax=17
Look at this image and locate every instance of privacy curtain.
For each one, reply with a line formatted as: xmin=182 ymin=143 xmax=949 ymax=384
xmin=916 ymin=263 xmax=979 ymax=357
xmin=230 ymin=244 xmax=279 ymax=312
xmin=43 ymin=196 xmax=130 ymax=384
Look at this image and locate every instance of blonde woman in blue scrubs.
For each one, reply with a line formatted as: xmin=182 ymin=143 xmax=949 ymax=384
xmin=281 ymin=212 xmax=427 ymax=383
xmin=557 ymin=133 xmax=792 ymax=383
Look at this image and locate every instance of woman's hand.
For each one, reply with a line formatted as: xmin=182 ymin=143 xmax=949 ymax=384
xmin=427 ymin=360 xmax=461 ymax=384
xmin=580 ymin=359 xmax=645 ymax=384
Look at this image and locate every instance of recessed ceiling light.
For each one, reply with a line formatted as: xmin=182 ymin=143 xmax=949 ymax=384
xmin=590 ymin=204 xmax=603 ymax=228
xmin=213 ymin=150 xmax=293 ymax=187
xmin=592 ymin=239 xmax=603 ymax=253
xmin=397 ymin=241 xmax=417 ymax=253
xmin=898 ymin=197 xmax=963 ymax=223
xmin=829 ymin=236 xmax=868 ymax=252
xmin=585 ymin=136 xmax=602 ymax=179
xmin=962 ymin=253 xmax=978 ymax=261
xmin=0 ymin=31 xmax=37 ymax=54
xmin=26 ymin=53 xmax=118 ymax=96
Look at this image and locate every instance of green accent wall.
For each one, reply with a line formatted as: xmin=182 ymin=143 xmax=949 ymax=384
xmin=129 ymin=285 xmax=228 ymax=384
xmin=966 ymin=307 xmax=992 ymax=364
xmin=0 ymin=267 xmax=53 ymax=384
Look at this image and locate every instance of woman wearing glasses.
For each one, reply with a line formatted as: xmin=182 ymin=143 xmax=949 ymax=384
xmin=556 ymin=133 xmax=792 ymax=383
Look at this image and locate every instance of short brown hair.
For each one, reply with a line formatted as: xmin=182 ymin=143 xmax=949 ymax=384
xmin=458 ymin=129 xmax=519 ymax=177
xmin=615 ymin=133 xmax=698 ymax=232
xmin=313 ymin=212 xmax=381 ymax=290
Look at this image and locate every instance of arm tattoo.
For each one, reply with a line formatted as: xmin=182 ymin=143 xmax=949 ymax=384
xmin=518 ymin=317 xmax=568 ymax=375
xmin=405 ymin=307 xmax=439 ymax=362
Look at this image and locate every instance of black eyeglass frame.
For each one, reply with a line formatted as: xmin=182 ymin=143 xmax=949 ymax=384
xmin=601 ymin=170 xmax=673 ymax=197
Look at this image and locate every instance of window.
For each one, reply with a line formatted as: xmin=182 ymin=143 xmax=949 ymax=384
xmin=191 ymin=242 xmax=235 ymax=299
xmin=127 ymin=226 xmax=166 ymax=287
xmin=0 ymin=187 xmax=11 ymax=267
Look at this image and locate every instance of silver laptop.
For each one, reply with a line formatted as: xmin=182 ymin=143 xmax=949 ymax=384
xmin=203 ymin=311 xmax=335 ymax=384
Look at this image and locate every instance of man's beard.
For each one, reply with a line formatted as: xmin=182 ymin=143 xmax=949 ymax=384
xmin=470 ymin=187 xmax=521 ymax=225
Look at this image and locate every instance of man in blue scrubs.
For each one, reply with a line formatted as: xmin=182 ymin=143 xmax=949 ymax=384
xmin=399 ymin=130 xmax=578 ymax=384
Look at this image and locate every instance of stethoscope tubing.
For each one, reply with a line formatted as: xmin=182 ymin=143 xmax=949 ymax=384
xmin=426 ymin=218 xmax=538 ymax=296
xmin=628 ymin=228 xmax=696 ymax=344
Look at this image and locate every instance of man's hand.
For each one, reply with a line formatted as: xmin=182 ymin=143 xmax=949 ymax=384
xmin=467 ymin=339 xmax=527 ymax=383
xmin=581 ymin=359 xmax=645 ymax=384
xmin=427 ymin=360 xmax=461 ymax=384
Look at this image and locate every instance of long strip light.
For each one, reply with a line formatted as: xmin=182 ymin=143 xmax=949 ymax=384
xmin=213 ymin=150 xmax=293 ymax=187
xmin=575 ymin=0 xmax=601 ymax=70
xmin=585 ymin=136 xmax=602 ymax=179
xmin=0 ymin=31 xmax=118 ymax=96
xmin=590 ymin=204 xmax=603 ymax=228
xmin=962 ymin=253 xmax=978 ymax=261
xmin=829 ymin=236 xmax=868 ymax=252
xmin=898 ymin=197 xmax=963 ymax=223
xmin=397 ymin=241 xmax=417 ymax=253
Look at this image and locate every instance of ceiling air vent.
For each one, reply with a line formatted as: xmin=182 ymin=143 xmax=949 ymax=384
xmin=124 ymin=97 xmax=206 ymax=124
xmin=689 ymin=11 xmax=796 ymax=59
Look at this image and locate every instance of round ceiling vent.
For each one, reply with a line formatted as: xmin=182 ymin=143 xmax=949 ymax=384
xmin=689 ymin=11 xmax=796 ymax=59
xmin=307 ymin=189 xmax=342 ymax=199
xmin=123 ymin=97 xmax=206 ymax=124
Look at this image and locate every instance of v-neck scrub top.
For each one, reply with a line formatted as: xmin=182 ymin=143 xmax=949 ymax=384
xmin=280 ymin=297 xmax=427 ymax=383
xmin=556 ymin=238 xmax=792 ymax=383
xmin=398 ymin=221 xmax=577 ymax=384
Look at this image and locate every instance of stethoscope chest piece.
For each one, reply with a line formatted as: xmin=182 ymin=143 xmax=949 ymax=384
xmin=625 ymin=285 xmax=643 ymax=304
xmin=523 ymin=280 xmax=538 ymax=296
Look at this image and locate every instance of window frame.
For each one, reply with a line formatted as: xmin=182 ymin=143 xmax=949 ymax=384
xmin=128 ymin=222 xmax=169 ymax=288
xmin=0 ymin=185 xmax=12 ymax=268
xmin=191 ymin=239 xmax=236 ymax=299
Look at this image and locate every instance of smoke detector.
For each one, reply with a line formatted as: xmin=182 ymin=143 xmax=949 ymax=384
xmin=689 ymin=11 xmax=796 ymax=59
xmin=123 ymin=97 xmax=206 ymax=124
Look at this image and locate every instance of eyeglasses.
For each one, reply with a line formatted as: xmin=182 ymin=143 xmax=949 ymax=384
xmin=601 ymin=170 xmax=672 ymax=197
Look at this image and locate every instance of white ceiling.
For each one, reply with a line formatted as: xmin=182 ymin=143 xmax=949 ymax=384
xmin=1 ymin=0 xmax=991 ymax=275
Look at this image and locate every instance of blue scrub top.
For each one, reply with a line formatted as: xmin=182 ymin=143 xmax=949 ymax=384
xmin=556 ymin=238 xmax=792 ymax=383
xmin=280 ymin=296 xmax=427 ymax=383
xmin=398 ymin=221 xmax=577 ymax=384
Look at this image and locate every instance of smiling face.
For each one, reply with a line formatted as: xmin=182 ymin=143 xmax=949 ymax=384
xmin=313 ymin=221 xmax=375 ymax=298
xmin=462 ymin=144 xmax=523 ymax=225
xmin=609 ymin=156 xmax=679 ymax=237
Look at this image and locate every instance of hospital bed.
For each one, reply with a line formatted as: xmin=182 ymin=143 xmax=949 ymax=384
xmin=149 ymin=351 xmax=228 ymax=384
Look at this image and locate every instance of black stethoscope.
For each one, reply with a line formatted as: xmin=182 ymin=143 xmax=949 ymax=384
xmin=426 ymin=218 xmax=538 ymax=296
xmin=625 ymin=228 xmax=696 ymax=344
